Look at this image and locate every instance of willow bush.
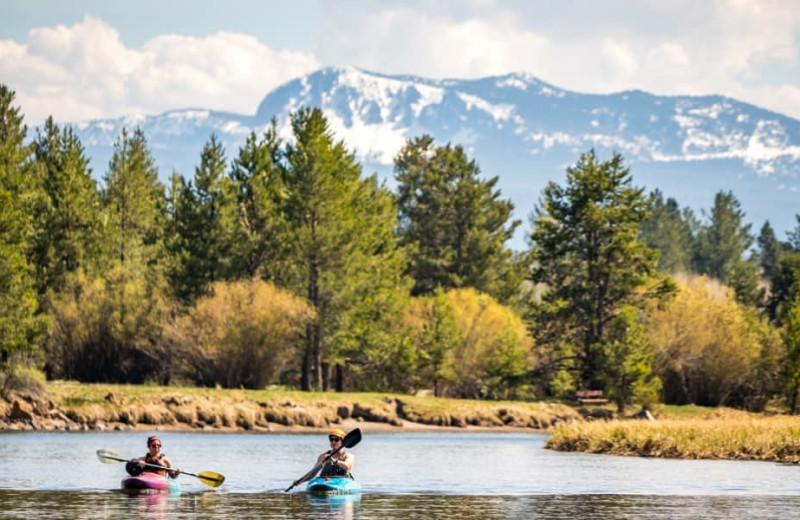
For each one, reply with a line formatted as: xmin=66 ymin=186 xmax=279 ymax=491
xmin=405 ymin=288 xmax=535 ymax=399
xmin=166 ymin=279 xmax=314 ymax=389
xmin=645 ymin=274 xmax=783 ymax=409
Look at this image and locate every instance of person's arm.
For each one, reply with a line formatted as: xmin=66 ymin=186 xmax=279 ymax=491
xmin=159 ymin=455 xmax=181 ymax=479
xmin=292 ymin=452 xmax=327 ymax=487
xmin=330 ymin=451 xmax=354 ymax=473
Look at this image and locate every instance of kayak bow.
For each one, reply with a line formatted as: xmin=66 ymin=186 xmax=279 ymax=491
xmin=306 ymin=476 xmax=361 ymax=495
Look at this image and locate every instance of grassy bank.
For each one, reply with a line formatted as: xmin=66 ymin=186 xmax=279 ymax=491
xmin=546 ymin=409 xmax=800 ymax=463
xmin=1 ymin=380 xmax=581 ymax=432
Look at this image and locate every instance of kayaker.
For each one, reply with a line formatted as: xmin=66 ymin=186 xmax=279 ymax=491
xmin=291 ymin=428 xmax=355 ymax=488
xmin=136 ymin=435 xmax=181 ymax=478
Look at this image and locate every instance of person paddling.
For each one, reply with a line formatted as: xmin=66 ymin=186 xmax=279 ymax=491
xmin=128 ymin=435 xmax=181 ymax=478
xmin=291 ymin=429 xmax=355 ymax=489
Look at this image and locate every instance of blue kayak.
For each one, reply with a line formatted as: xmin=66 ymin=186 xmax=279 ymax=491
xmin=306 ymin=476 xmax=361 ymax=495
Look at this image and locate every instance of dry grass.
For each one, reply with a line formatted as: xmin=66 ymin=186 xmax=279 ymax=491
xmin=21 ymin=381 xmax=579 ymax=432
xmin=546 ymin=414 xmax=800 ymax=462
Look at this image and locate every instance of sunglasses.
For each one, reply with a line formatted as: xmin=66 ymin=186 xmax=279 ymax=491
xmin=149 ymin=443 xmax=161 ymax=447
xmin=328 ymin=436 xmax=342 ymax=442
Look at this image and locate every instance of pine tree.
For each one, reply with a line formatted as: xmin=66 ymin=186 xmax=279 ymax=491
xmin=395 ymin=135 xmax=521 ymax=301
xmin=30 ymin=117 xmax=103 ymax=296
xmin=227 ymin=125 xmax=286 ymax=279
xmin=692 ymin=191 xmax=753 ymax=280
xmin=757 ymin=221 xmax=783 ymax=280
xmin=788 ymin=214 xmax=800 ymax=253
xmin=166 ymin=134 xmax=232 ymax=304
xmin=103 ymin=128 xmax=165 ymax=269
xmin=0 ymin=85 xmax=45 ymax=369
xmin=692 ymin=191 xmax=759 ymax=305
xmin=280 ymin=108 xmax=407 ymax=391
xmin=528 ymin=150 xmax=674 ymax=390
xmin=640 ymin=189 xmax=695 ymax=273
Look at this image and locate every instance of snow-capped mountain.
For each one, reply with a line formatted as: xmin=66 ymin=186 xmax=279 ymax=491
xmin=71 ymin=66 xmax=800 ymax=248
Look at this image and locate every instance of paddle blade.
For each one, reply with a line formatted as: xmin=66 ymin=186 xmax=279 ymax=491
xmin=97 ymin=448 xmax=127 ymax=464
xmin=342 ymin=428 xmax=362 ymax=449
xmin=197 ymin=471 xmax=225 ymax=488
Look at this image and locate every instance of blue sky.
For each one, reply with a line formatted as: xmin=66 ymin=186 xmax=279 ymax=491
xmin=3 ymin=0 xmax=800 ymax=125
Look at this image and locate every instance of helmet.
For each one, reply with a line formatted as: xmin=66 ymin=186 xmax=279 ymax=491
xmin=329 ymin=428 xmax=346 ymax=439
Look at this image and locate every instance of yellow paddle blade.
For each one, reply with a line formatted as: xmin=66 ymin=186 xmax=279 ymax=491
xmin=198 ymin=471 xmax=225 ymax=488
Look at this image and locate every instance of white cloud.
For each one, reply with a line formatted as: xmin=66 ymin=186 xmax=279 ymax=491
xmin=601 ymin=39 xmax=638 ymax=80
xmin=0 ymin=16 xmax=320 ymax=124
xmin=318 ymin=8 xmax=551 ymax=79
xmin=317 ymin=1 xmax=800 ymax=118
xmin=4 ymin=2 xmax=800 ymax=123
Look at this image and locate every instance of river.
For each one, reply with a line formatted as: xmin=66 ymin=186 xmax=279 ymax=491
xmin=1 ymin=431 xmax=798 ymax=518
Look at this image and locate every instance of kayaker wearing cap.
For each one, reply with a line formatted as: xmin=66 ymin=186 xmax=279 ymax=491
xmin=135 ymin=435 xmax=181 ymax=479
xmin=291 ymin=428 xmax=355 ymax=488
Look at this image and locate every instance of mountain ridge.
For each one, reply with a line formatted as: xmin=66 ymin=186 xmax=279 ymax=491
xmin=65 ymin=66 xmax=800 ymax=248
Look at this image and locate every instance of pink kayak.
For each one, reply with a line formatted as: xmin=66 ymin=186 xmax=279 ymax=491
xmin=121 ymin=472 xmax=180 ymax=493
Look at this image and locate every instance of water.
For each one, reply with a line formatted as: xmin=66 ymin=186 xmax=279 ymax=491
xmin=1 ymin=431 xmax=799 ymax=518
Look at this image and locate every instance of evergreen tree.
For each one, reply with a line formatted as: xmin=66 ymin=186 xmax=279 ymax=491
xmin=788 ymin=214 xmax=800 ymax=252
xmin=692 ymin=191 xmax=758 ymax=305
xmin=103 ymin=128 xmax=165 ymax=269
xmin=227 ymin=125 xmax=286 ymax=279
xmin=280 ymin=108 xmax=407 ymax=391
xmin=757 ymin=221 xmax=783 ymax=280
xmin=527 ymin=150 xmax=674 ymax=390
xmin=0 ymin=85 xmax=44 ymax=369
xmin=166 ymin=134 xmax=232 ymax=304
xmin=767 ymin=252 xmax=800 ymax=324
xmin=692 ymin=191 xmax=753 ymax=279
xmin=395 ymin=135 xmax=521 ymax=301
xmin=30 ymin=117 xmax=103 ymax=296
xmin=640 ymin=189 xmax=695 ymax=273
xmin=91 ymin=127 xmax=167 ymax=383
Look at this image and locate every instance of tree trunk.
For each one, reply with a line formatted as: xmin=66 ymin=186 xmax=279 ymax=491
xmin=301 ymin=325 xmax=312 ymax=391
xmin=335 ymin=364 xmax=344 ymax=392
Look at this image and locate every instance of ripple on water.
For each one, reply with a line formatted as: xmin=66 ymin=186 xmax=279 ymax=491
xmin=1 ymin=491 xmax=800 ymax=520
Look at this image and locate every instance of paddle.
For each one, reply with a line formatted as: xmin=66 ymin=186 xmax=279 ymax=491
xmin=96 ymin=448 xmax=225 ymax=488
xmin=284 ymin=428 xmax=362 ymax=492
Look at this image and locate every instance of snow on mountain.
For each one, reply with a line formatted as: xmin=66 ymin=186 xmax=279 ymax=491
xmin=67 ymin=66 xmax=800 ymax=248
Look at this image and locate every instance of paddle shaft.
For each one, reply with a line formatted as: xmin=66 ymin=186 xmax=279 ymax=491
xmin=101 ymin=452 xmax=214 ymax=481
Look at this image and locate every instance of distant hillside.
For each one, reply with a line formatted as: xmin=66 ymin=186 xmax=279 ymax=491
xmin=68 ymin=66 xmax=800 ymax=248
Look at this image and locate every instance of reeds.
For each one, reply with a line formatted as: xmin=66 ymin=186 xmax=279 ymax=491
xmin=546 ymin=416 xmax=800 ymax=462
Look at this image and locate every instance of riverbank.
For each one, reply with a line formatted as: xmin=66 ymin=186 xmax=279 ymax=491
xmin=0 ymin=380 xmax=583 ymax=433
xmin=546 ymin=408 xmax=800 ymax=463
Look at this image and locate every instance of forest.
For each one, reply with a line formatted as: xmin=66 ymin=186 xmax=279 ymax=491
xmin=2 ymin=83 xmax=800 ymax=413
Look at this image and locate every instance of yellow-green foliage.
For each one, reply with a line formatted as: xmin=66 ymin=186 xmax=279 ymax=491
xmin=405 ymin=288 xmax=534 ymax=399
xmin=166 ymin=279 xmax=314 ymax=389
xmin=447 ymin=289 xmax=535 ymax=398
xmin=45 ymin=267 xmax=168 ymax=382
xmin=547 ymin=415 xmax=800 ymax=462
xmin=645 ymin=274 xmax=782 ymax=407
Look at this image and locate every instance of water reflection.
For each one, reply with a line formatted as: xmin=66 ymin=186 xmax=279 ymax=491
xmin=305 ymin=493 xmax=360 ymax=520
xmin=1 ymin=490 xmax=800 ymax=520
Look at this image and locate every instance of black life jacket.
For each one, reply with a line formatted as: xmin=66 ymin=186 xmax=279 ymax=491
xmin=319 ymin=450 xmax=351 ymax=478
xmin=143 ymin=452 xmax=168 ymax=475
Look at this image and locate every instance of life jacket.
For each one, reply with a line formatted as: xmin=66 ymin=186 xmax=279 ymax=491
xmin=143 ymin=452 xmax=169 ymax=475
xmin=319 ymin=450 xmax=352 ymax=478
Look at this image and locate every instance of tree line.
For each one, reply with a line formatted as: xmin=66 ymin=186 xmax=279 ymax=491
xmin=2 ymin=83 xmax=800 ymax=413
